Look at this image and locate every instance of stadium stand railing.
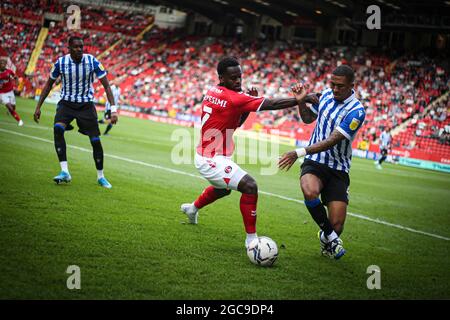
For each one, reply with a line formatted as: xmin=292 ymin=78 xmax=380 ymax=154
xmin=25 ymin=27 xmax=49 ymax=75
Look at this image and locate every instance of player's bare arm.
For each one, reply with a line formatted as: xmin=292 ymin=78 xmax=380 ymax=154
xmin=100 ymin=76 xmax=118 ymax=124
xmin=34 ymin=77 xmax=55 ymax=123
xmin=299 ymin=94 xmax=320 ymax=124
xmin=278 ymin=130 xmax=346 ymax=171
xmin=259 ymin=83 xmax=308 ymax=111
xmin=291 ymin=83 xmax=319 ymax=124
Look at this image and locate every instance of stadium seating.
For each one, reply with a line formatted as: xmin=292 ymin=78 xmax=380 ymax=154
xmin=2 ymin=0 xmax=448 ymax=159
xmin=0 ymin=18 xmax=40 ymax=76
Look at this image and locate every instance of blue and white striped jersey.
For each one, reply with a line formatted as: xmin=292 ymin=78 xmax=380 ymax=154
xmin=305 ymin=88 xmax=366 ymax=173
xmin=50 ymin=54 xmax=107 ymax=103
xmin=380 ymin=131 xmax=392 ymax=149
xmin=105 ymin=84 xmax=121 ymax=110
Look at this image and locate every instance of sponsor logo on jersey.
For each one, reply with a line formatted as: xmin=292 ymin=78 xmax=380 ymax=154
xmin=224 ymin=166 xmax=232 ymax=174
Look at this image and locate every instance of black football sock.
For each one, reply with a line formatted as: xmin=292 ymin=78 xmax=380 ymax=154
xmin=104 ymin=123 xmax=113 ymax=135
xmin=90 ymin=136 xmax=104 ymax=170
xmin=54 ymin=124 xmax=67 ymax=162
xmin=304 ymin=198 xmax=334 ymax=236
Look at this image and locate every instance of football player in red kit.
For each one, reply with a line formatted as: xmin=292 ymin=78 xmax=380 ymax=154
xmin=0 ymin=58 xmax=23 ymax=126
xmin=180 ymin=56 xmax=313 ymax=248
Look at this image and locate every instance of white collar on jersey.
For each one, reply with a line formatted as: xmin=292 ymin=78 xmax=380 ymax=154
xmin=333 ymin=89 xmax=355 ymax=105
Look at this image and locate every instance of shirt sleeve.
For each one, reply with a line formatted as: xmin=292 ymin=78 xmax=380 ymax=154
xmin=337 ymin=107 xmax=366 ymax=140
xmin=49 ymin=60 xmax=60 ymax=80
xmin=93 ymin=57 xmax=107 ymax=79
xmin=231 ymin=91 xmax=265 ymax=113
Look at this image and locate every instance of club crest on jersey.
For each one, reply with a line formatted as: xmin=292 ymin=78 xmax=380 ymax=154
xmin=349 ymin=118 xmax=360 ymax=131
xmin=224 ymin=166 xmax=232 ymax=174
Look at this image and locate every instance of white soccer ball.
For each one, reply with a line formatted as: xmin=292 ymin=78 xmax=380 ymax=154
xmin=246 ymin=236 xmax=278 ymax=267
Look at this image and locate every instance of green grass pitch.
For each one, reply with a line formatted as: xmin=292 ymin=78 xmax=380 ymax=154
xmin=0 ymin=98 xmax=449 ymax=299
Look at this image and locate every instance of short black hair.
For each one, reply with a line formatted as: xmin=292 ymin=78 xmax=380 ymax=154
xmin=68 ymin=35 xmax=83 ymax=46
xmin=217 ymin=56 xmax=240 ymax=76
xmin=332 ymin=65 xmax=355 ymax=84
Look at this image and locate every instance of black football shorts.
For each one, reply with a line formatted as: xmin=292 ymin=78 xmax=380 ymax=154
xmin=54 ymin=100 xmax=100 ymax=136
xmin=300 ymin=159 xmax=350 ymax=204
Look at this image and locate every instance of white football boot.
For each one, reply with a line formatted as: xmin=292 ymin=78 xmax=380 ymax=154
xmin=180 ymin=203 xmax=198 ymax=224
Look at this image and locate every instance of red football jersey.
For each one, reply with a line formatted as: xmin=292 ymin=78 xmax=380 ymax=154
xmin=197 ymin=85 xmax=265 ymax=157
xmin=0 ymin=69 xmax=15 ymax=93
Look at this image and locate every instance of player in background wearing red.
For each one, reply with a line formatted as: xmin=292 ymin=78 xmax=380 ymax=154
xmin=181 ymin=56 xmax=315 ymax=248
xmin=0 ymin=58 xmax=23 ymax=126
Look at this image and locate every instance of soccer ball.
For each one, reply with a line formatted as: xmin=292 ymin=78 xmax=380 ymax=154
xmin=246 ymin=236 xmax=278 ymax=267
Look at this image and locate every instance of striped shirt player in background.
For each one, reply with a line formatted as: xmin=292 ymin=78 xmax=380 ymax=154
xmin=33 ymin=36 xmax=118 ymax=189
xmin=279 ymin=65 xmax=366 ymax=259
xmin=0 ymin=57 xmax=23 ymax=126
xmin=375 ymin=127 xmax=392 ymax=170
xmin=98 ymin=80 xmax=121 ymax=136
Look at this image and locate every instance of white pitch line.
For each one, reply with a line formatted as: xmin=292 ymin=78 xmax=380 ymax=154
xmin=1 ymin=127 xmax=449 ymax=242
xmin=0 ymin=120 xmax=50 ymax=130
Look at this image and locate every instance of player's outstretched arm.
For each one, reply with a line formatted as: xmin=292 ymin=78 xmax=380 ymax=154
xmin=259 ymin=83 xmax=309 ymax=111
xmin=100 ymin=76 xmax=118 ymax=124
xmin=278 ymin=130 xmax=346 ymax=171
xmin=34 ymin=77 xmax=55 ymax=123
xmin=259 ymin=97 xmax=297 ymax=111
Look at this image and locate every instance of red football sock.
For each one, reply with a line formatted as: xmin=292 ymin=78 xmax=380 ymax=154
xmin=240 ymin=193 xmax=258 ymax=234
xmin=194 ymin=186 xmax=220 ymax=209
xmin=9 ymin=109 xmax=21 ymax=122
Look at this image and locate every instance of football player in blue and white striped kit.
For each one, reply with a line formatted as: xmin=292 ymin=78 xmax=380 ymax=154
xmin=375 ymin=127 xmax=392 ymax=170
xmin=98 ymin=80 xmax=121 ymax=135
xmin=279 ymin=65 xmax=366 ymax=259
xmin=33 ymin=36 xmax=118 ymax=189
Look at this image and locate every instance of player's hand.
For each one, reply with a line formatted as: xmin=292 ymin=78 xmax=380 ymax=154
xmin=291 ymin=83 xmax=309 ymax=102
xmin=246 ymin=87 xmax=258 ymax=97
xmin=33 ymin=107 xmax=41 ymax=123
xmin=278 ymin=151 xmax=299 ymax=171
xmin=110 ymin=112 xmax=118 ymax=124
xmin=304 ymin=92 xmax=321 ymax=105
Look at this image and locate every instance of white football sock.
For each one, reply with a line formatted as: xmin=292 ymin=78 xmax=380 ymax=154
xmin=327 ymin=231 xmax=338 ymax=242
xmin=97 ymin=170 xmax=104 ymax=179
xmin=246 ymin=233 xmax=258 ymax=246
xmin=60 ymin=161 xmax=68 ymax=173
xmin=320 ymin=232 xmax=328 ymax=243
